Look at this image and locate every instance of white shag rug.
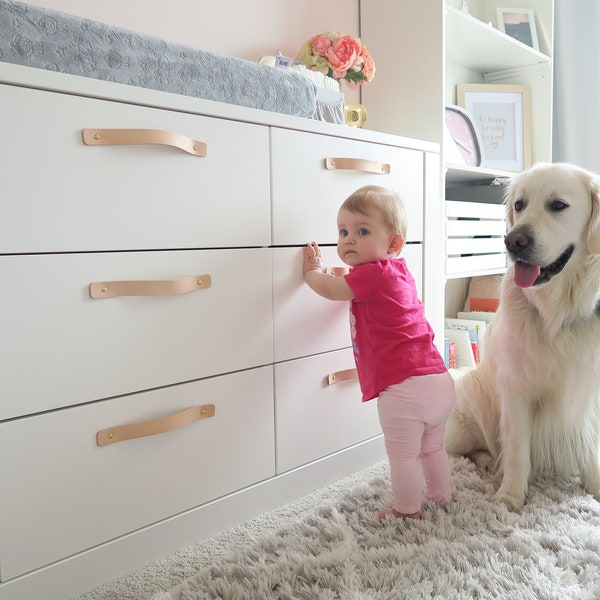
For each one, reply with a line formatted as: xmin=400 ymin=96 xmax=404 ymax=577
xmin=78 ymin=457 xmax=600 ymax=600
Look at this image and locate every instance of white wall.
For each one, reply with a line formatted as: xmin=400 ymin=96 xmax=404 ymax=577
xmin=553 ymin=0 xmax=600 ymax=174
xmin=29 ymin=0 xmax=362 ymax=102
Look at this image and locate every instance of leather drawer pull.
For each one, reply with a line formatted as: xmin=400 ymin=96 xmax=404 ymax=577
xmin=90 ymin=274 xmax=211 ymax=299
xmin=326 ymin=266 xmax=350 ymax=277
xmin=82 ymin=128 xmax=207 ymax=157
xmin=97 ymin=404 xmax=216 ymax=447
xmin=328 ymin=368 xmax=358 ymax=385
xmin=325 ymin=157 xmax=390 ymax=175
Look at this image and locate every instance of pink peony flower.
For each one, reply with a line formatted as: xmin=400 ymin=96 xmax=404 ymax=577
xmin=360 ymin=45 xmax=376 ymax=83
xmin=325 ymin=35 xmax=361 ymax=79
xmin=298 ymin=31 xmax=376 ymax=86
xmin=310 ymin=34 xmax=333 ymax=56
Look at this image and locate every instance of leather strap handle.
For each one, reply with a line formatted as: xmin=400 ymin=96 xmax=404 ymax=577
xmin=82 ymin=128 xmax=207 ymax=157
xmin=90 ymin=274 xmax=211 ymax=299
xmin=97 ymin=404 xmax=216 ymax=447
xmin=325 ymin=157 xmax=390 ymax=175
xmin=325 ymin=266 xmax=350 ymax=277
xmin=328 ymin=368 xmax=358 ymax=385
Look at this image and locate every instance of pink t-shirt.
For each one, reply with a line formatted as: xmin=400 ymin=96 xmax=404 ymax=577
xmin=344 ymin=258 xmax=447 ymax=402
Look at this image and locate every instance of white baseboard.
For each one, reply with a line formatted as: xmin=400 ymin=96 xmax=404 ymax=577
xmin=1 ymin=435 xmax=386 ymax=600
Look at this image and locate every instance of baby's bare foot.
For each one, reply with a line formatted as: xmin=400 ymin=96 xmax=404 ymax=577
xmin=378 ymin=508 xmax=421 ymax=522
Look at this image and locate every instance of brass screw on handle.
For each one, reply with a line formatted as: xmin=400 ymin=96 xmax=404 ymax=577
xmin=94 ymin=133 xmax=101 ymax=140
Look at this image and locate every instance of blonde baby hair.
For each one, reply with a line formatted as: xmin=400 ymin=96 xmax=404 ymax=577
xmin=340 ymin=185 xmax=408 ymax=242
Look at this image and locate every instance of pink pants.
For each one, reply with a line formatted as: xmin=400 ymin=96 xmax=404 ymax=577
xmin=377 ymin=372 xmax=455 ymax=514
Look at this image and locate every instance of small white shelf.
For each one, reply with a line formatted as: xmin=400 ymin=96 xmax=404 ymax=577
xmin=445 ymin=6 xmax=550 ymax=72
xmin=445 ymin=164 xmax=516 ymax=185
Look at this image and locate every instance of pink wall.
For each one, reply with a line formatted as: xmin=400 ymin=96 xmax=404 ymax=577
xmin=28 ymin=1 xmax=362 ymax=102
xmin=27 ymin=1 xmax=360 ymax=66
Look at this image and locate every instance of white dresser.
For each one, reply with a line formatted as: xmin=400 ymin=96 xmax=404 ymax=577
xmin=0 ymin=62 xmax=439 ymax=600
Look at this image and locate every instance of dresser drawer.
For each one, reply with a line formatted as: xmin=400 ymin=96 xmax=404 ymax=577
xmin=0 ymin=366 xmax=275 ymax=581
xmin=273 ymin=246 xmax=351 ymax=362
xmin=275 ymin=348 xmax=381 ymax=473
xmin=272 ymin=244 xmax=423 ymax=362
xmin=0 ymin=248 xmax=273 ymax=419
xmin=0 ymin=84 xmax=270 ymax=253
xmin=270 ymin=128 xmax=424 ymax=245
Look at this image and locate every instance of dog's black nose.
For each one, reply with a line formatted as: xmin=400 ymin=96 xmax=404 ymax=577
xmin=505 ymin=231 xmax=530 ymax=254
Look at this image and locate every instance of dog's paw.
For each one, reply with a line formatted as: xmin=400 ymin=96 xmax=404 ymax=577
xmin=492 ymin=489 xmax=526 ymax=511
xmin=588 ymin=487 xmax=600 ymax=503
xmin=581 ymin=470 xmax=600 ymax=502
xmin=469 ymin=450 xmax=495 ymax=473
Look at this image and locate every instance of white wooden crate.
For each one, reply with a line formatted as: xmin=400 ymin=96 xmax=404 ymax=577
xmin=446 ymin=200 xmax=507 ymax=278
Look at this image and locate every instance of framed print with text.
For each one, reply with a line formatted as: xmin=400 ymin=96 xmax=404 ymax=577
xmin=456 ymin=83 xmax=532 ymax=172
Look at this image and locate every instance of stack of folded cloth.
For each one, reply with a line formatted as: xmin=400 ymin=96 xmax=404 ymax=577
xmin=291 ymin=63 xmax=345 ymax=124
xmin=260 ymin=54 xmax=344 ymax=124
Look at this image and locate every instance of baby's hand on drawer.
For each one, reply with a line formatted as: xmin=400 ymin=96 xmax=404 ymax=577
xmin=303 ymin=241 xmax=324 ymax=276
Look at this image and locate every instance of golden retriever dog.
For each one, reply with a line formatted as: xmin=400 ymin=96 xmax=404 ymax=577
xmin=445 ymin=162 xmax=600 ymax=510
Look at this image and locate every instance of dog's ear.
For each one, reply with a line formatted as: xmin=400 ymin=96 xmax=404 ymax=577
xmin=585 ymin=172 xmax=600 ymax=254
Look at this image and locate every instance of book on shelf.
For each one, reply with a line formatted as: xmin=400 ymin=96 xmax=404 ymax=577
xmin=443 ymin=338 xmax=457 ymax=369
xmin=444 ymin=328 xmax=476 ymax=369
xmin=445 ymin=317 xmax=487 ymax=361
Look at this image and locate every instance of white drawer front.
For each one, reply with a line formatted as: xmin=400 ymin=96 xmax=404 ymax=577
xmin=0 ymin=85 xmax=270 ymax=252
xmin=0 ymin=367 xmax=275 ymax=580
xmin=273 ymin=246 xmax=351 ymax=361
xmin=0 ymin=249 xmax=273 ymax=419
xmin=272 ymin=244 xmax=423 ymax=362
xmin=275 ymin=348 xmax=381 ymax=473
xmin=271 ymin=128 xmax=424 ymax=245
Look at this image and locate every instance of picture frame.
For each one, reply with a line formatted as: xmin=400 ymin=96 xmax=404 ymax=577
xmin=456 ymin=83 xmax=532 ymax=172
xmin=496 ymin=8 xmax=539 ymax=51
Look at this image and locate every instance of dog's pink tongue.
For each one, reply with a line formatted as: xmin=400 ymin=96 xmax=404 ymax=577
xmin=514 ymin=261 xmax=541 ymax=288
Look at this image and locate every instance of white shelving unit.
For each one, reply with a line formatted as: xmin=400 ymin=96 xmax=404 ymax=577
xmin=360 ymin=0 xmax=554 ymax=322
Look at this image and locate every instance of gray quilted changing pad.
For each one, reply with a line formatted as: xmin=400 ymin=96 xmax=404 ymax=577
xmin=0 ymin=0 xmax=317 ymax=118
